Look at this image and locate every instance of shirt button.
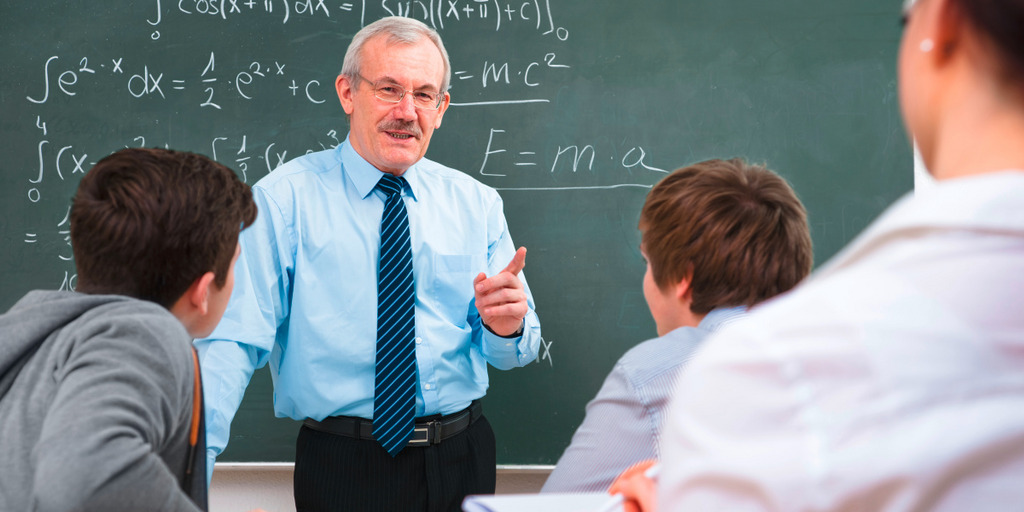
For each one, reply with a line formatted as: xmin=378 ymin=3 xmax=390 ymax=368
xmin=415 ymin=337 xmax=422 ymax=344
xmin=424 ymin=383 xmax=432 ymax=390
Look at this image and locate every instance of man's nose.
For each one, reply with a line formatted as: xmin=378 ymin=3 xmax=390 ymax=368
xmin=392 ymin=93 xmax=417 ymax=120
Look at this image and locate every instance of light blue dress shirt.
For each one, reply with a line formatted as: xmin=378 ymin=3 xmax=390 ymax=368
xmin=195 ymin=138 xmax=541 ymax=474
xmin=541 ymin=307 xmax=746 ymax=493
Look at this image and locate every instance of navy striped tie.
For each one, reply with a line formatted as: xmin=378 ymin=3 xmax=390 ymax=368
xmin=373 ymin=173 xmax=417 ymax=457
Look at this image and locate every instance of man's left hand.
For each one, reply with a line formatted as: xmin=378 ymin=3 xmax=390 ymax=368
xmin=473 ymin=247 xmax=529 ymax=337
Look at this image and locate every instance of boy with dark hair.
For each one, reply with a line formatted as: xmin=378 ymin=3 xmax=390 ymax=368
xmin=543 ymin=158 xmax=812 ymax=493
xmin=0 ymin=148 xmax=257 ymax=511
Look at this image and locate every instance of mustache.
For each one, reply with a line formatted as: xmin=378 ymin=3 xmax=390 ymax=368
xmin=378 ymin=120 xmax=422 ymax=138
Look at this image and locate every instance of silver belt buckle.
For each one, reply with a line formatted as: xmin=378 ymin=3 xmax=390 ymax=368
xmin=408 ymin=424 xmax=431 ymax=447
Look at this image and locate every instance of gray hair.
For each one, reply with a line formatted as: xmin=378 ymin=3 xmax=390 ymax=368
xmin=340 ymin=17 xmax=451 ymax=93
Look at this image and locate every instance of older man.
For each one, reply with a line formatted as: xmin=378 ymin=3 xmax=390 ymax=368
xmin=195 ymin=16 xmax=541 ymax=512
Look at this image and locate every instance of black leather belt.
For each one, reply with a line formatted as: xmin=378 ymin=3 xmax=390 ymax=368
xmin=303 ymin=400 xmax=482 ymax=447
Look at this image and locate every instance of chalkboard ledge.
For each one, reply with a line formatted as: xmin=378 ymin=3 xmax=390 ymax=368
xmin=210 ymin=463 xmax=555 ymax=510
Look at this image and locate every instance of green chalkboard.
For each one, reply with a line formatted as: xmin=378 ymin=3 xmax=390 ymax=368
xmin=0 ymin=1 xmax=911 ymax=464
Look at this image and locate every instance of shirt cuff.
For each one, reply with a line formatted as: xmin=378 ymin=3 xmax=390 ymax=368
xmin=483 ymin=321 xmax=524 ymax=339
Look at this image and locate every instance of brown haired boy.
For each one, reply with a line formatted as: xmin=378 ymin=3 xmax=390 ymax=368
xmin=543 ymin=158 xmax=812 ymax=493
xmin=0 ymin=148 xmax=256 ymax=511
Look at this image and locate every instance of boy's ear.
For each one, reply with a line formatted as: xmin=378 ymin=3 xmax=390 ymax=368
xmin=186 ymin=271 xmax=217 ymax=316
xmin=674 ymin=267 xmax=695 ymax=303
xmin=169 ymin=271 xmax=217 ymax=336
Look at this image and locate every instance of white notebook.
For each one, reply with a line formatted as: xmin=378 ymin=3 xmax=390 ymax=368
xmin=462 ymin=492 xmax=623 ymax=512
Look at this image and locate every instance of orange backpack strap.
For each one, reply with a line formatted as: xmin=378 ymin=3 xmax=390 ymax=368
xmin=182 ymin=347 xmax=208 ymax=510
xmin=189 ymin=348 xmax=202 ymax=450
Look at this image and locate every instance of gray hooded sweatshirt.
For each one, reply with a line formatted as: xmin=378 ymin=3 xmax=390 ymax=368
xmin=0 ymin=290 xmax=202 ymax=512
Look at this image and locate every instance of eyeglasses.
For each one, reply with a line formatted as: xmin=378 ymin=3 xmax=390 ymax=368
xmin=353 ymin=73 xmax=445 ymax=110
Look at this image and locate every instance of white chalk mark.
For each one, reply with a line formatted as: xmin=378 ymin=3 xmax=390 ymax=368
xmin=495 ymin=184 xmax=654 ymax=191
xmin=449 ymin=99 xmax=549 ymax=107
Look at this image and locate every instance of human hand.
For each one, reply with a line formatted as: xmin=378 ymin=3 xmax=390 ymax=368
xmin=608 ymin=459 xmax=658 ymax=512
xmin=473 ymin=247 xmax=529 ymax=337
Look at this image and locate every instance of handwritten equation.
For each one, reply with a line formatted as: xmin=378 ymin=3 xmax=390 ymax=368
xmin=27 ymin=53 xmax=336 ymax=108
xmin=25 ymin=51 xmax=574 ymax=110
xmin=479 ymin=128 xmax=666 ymax=189
xmin=20 ymin=115 xmax=347 ymax=291
xmin=149 ymin=0 xmax=568 ymax=39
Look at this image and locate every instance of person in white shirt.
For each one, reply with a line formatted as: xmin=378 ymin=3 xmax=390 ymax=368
xmin=658 ymin=0 xmax=1024 ymax=510
xmin=542 ymin=158 xmax=812 ymax=493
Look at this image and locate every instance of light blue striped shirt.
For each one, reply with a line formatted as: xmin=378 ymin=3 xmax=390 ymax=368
xmin=541 ymin=307 xmax=746 ymax=493
xmin=195 ymin=139 xmax=541 ymax=474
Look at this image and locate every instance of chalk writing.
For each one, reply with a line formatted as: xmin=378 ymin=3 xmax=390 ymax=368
xmin=26 ymin=54 xmax=575 ymax=109
xmin=539 ymin=337 xmax=553 ymax=367
xmin=149 ymin=0 xmax=163 ymax=39
xmin=56 ymin=208 xmax=73 ymax=262
xmin=154 ymin=0 xmax=567 ymax=38
xmin=478 ymin=128 xmax=667 ymax=187
xmin=25 ymin=51 xmax=334 ymax=109
xmin=478 ymin=52 xmax=570 ymax=89
xmin=11 ymin=0 xmax=652 ymax=287
xmin=26 ymin=56 xmax=65 ymax=103
xmin=58 ymin=272 xmax=77 ymax=292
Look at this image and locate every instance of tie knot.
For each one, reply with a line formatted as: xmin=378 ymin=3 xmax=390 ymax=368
xmin=376 ymin=173 xmax=405 ymax=198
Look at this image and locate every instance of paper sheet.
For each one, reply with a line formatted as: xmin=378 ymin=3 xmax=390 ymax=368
xmin=462 ymin=492 xmax=622 ymax=512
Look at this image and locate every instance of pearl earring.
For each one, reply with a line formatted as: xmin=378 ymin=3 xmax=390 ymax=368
xmin=920 ymin=39 xmax=934 ymax=52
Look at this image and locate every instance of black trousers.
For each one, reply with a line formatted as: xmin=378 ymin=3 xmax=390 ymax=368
xmin=293 ymin=414 xmax=496 ymax=512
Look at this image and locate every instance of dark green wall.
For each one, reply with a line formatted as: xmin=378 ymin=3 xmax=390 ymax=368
xmin=0 ymin=0 xmax=911 ymax=463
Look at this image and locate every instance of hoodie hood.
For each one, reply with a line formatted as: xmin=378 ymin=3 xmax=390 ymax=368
xmin=0 ymin=290 xmax=139 ymax=398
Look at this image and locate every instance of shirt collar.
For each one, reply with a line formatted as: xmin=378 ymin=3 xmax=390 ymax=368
xmin=697 ymin=306 xmax=748 ymax=333
xmin=817 ymin=170 xmax=1024 ymax=277
xmin=340 ymin=136 xmax=420 ymax=202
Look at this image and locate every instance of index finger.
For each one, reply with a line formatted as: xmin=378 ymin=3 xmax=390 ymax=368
xmin=502 ymin=247 xmax=527 ymax=276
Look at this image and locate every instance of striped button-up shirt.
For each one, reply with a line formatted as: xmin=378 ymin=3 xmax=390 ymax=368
xmin=541 ymin=307 xmax=746 ymax=493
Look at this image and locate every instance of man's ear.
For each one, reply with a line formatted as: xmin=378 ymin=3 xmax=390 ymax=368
xmin=336 ymin=74 xmax=355 ymax=115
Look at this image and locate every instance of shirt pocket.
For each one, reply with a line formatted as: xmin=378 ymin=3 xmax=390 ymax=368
xmin=431 ymin=254 xmax=483 ymax=328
